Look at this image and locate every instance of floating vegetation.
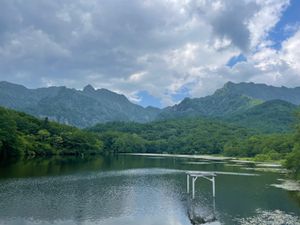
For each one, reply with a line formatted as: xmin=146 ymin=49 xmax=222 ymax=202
xmin=255 ymin=163 xmax=282 ymax=168
xmin=127 ymin=153 xmax=232 ymax=161
xmin=236 ymin=209 xmax=300 ymax=225
xmin=243 ymin=167 xmax=289 ymax=173
xmin=271 ymin=179 xmax=300 ymax=191
xmin=184 ymin=161 xmax=226 ymax=165
xmin=230 ymin=160 xmax=256 ymax=164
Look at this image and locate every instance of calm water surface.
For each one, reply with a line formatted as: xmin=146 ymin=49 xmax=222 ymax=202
xmin=0 ymin=154 xmax=299 ymax=225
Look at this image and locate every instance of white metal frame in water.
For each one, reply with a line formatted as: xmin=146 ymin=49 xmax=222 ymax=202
xmin=186 ymin=171 xmax=216 ymax=199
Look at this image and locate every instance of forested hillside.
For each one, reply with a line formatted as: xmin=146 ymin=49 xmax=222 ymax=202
xmin=89 ymin=117 xmax=300 ymax=178
xmin=88 ymin=117 xmax=296 ymax=159
xmin=0 ymin=107 xmax=103 ymax=158
xmin=1 ymin=80 xmax=300 ymax=178
xmin=226 ymin=100 xmax=298 ymax=133
xmin=158 ymin=82 xmax=300 ymax=122
xmin=1 ymin=105 xmax=300 ymax=179
xmin=1 ymin=81 xmax=300 ymax=131
xmin=222 ymin=82 xmax=300 ymax=104
xmin=89 ymin=119 xmax=253 ymax=154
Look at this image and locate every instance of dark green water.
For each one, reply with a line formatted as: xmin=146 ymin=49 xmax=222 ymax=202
xmin=0 ymin=154 xmax=299 ymax=225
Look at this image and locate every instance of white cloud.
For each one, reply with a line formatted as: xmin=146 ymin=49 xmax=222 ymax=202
xmin=248 ymin=0 xmax=289 ymax=49
xmin=210 ymin=28 xmax=300 ymax=89
xmin=281 ymin=30 xmax=300 ymax=70
xmin=0 ymin=27 xmax=70 ymax=60
xmin=128 ymin=71 xmax=147 ymax=83
xmin=0 ymin=0 xmax=296 ymax=107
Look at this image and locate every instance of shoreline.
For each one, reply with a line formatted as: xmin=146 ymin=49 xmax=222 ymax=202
xmin=123 ymin=153 xmax=232 ymax=161
xmin=122 ymin=153 xmax=283 ymax=167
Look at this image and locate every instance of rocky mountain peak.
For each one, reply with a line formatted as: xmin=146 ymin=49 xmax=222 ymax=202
xmin=83 ymin=84 xmax=95 ymax=92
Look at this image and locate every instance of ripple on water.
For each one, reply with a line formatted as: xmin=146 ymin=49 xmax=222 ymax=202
xmin=0 ymin=168 xmax=191 ymax=225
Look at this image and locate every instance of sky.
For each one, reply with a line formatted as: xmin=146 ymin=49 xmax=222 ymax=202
xmin=0 ymin=0 xmax=300 ymax=108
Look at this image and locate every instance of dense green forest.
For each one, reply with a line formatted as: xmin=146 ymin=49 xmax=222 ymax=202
xmin=1 ymin=105 xmax=300 ymax=179
xmin=89 ymin=117 xmax=300 ymax=178
xmin=0 ymin=107 xmax=103 ymax=158
xmin=88 ymin=118 xmax=252 ymax=154
xmin=226 ymin=99 xmax=297 ymax=133
xmin=285 ymin=113 xmax=300 ymax=179
xmin=88 ymin=119 xmax=296 ymax=160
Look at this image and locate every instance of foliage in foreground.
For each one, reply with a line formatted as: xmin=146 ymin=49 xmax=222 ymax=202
xmin=0 ymin=107 xmax=103 ymax=158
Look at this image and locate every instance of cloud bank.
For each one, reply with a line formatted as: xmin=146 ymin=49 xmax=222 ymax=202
xmin=0 ymin=0 xmax=299 ymax=107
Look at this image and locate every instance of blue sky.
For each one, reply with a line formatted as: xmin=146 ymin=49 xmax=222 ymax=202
xmin=137 ymin=91 xmax=162 ymax=108
xmin=0 ymin=0 xmax=300 ymax=108
xmin=269 ymin=0 xmax=300 ymax=49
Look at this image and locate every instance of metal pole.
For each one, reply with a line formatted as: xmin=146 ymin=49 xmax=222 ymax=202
xmin=212 ymin=194 xmax=216 ymax=217
xmin=212 ymin=176 xmax=215 ymax=198
xmin=187 ymin=174 xmax=190 ymax=193
xmin=192 ymin=177 xmax=196 ymax=199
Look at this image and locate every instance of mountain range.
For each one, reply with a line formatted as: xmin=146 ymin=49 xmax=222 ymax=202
xmin=0 ymin=81 xmax=299 ymax=131
xmin=160 ymin=81 xmax=300 ymax=117
xmin=0 ymin=81 xmax=159 ymax=127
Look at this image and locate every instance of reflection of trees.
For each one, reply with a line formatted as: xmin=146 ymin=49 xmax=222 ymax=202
xmin=0 ymin=156 xmax=106 ymax=178
xmin=288 ymin=191 xmax=300 ymax=208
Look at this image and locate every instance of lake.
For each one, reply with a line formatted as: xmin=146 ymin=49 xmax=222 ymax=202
xmin=0 ymin=154 xmax=299 ymax=225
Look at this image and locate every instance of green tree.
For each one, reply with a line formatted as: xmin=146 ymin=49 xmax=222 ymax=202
xmin=0 ymin=109 xmax=20 ymax=157
xmin=286 ymin=112 xmax=300 ymax=179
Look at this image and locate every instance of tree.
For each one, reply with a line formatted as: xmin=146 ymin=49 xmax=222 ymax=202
xmin=286 ymin=112 xmax=300 ymax=179
xmin=0 ymin=106 xmax=104 ymax=158
xmin=0 ymin=109 xmax=20 ymax=157
xmin=37 ymin=129 xmax=51 ymax=141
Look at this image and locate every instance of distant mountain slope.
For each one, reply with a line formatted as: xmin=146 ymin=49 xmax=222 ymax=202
xmin=223 ymin=81 xmax=300 ymax=104
xmin=0 ymin=81 xmax=160 ymax=127
xmin=158 ymin=82 xmax=300 ymax=121
xmin=227 ymin=100 xmax=298 ymax=133
xmin=1 ymin=80 xmax=299 ymax=131
xmin=158 ymin=89 xmax=262 ymax=120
